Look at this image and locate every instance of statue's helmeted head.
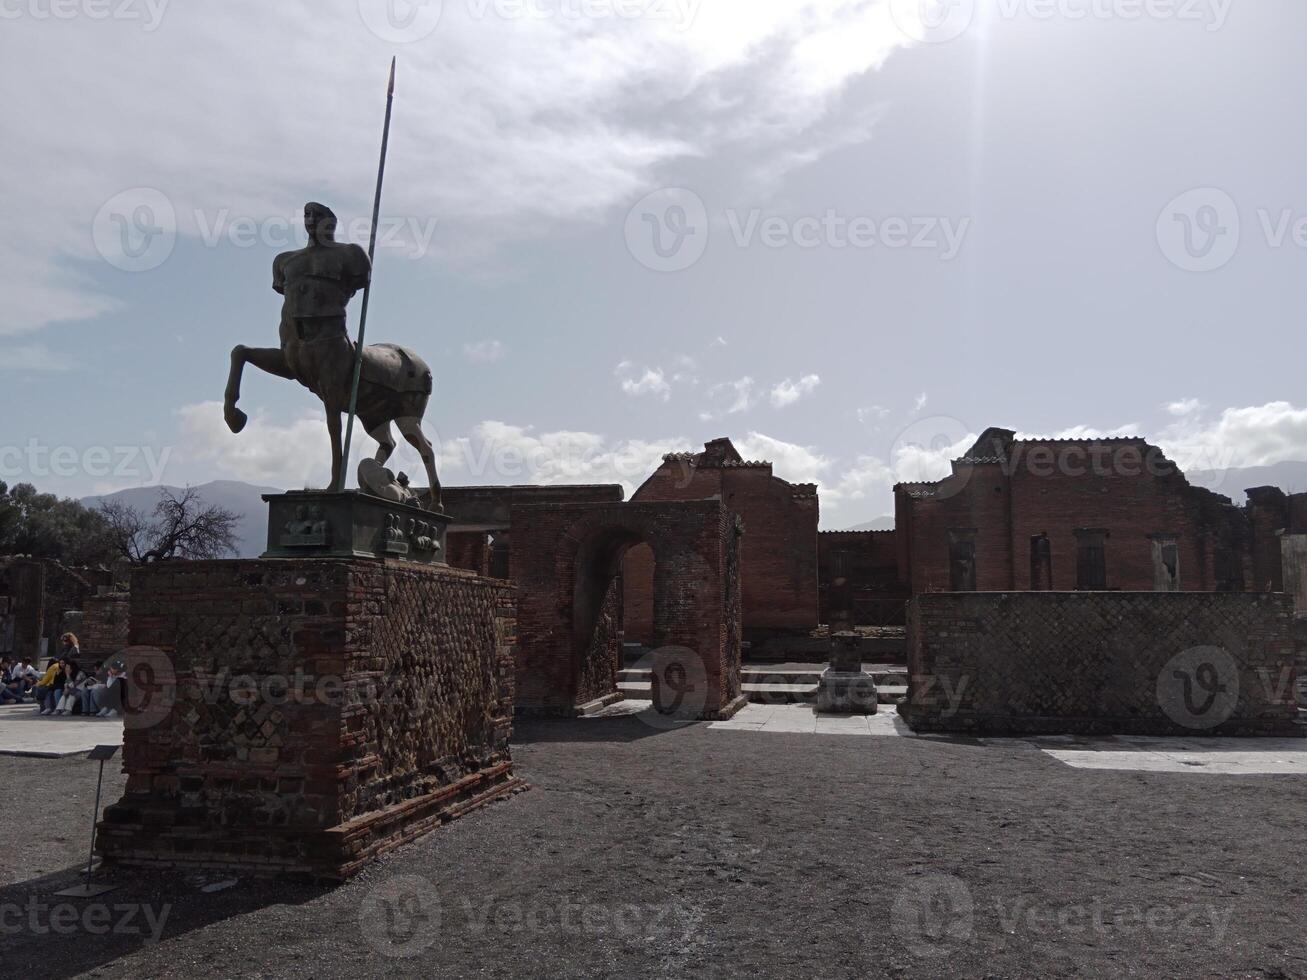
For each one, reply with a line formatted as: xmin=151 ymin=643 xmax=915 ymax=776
xmin=304 ymin=202 xmax=337 ymax=244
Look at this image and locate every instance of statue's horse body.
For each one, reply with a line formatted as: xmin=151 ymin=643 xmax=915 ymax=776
xmin=222 ymin=202 xmax=442 ymax=510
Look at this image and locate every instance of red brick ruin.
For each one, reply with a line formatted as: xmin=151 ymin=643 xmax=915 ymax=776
xmin=510 ymin=498 xmax=745 ymax=718
xmin=49 ymin=426 xmax=1307 ymax=879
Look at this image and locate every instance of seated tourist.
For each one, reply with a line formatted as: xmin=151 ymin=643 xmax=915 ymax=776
xmin=38 ymin=658 xmax=74 ymax=715
xmin=54 ymin=660 xmax=92 ymax=715
xmin=0 ymin=658 xmax=19 ymax=704
xmin=78 ymin=661 xmax=109 ymax=717
xmin=30 ymin=657 xmax=61 ymax=707
xmin=93 ymin=661 xmax=126 ymax=721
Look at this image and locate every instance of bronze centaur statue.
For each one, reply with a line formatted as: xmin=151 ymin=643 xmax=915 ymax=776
xmin=222 ymin=202 xmax=442 ymax=510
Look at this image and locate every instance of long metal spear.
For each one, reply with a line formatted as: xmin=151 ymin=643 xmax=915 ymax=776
xmin=336 ymin=56 xmax=396 ymax=492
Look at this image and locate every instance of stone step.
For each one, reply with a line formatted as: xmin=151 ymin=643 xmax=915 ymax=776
xmin=616 ymin=679 xmax=906 ymax=706
xmin=618 ymin=666 xmax=909 ymax=686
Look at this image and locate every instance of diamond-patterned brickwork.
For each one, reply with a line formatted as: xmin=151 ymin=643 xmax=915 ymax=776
xmin=901 ymin=592 xmax=1302 ymax=737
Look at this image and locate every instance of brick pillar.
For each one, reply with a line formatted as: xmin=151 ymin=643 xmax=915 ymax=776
xmin=1280 ymin=533 xmax=1307 ymax=615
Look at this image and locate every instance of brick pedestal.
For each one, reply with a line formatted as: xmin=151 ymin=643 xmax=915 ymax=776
xmin=97 ymin=558 xmax=525 ymax=881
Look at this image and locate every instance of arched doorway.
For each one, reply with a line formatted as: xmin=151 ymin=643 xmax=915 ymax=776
xmin=511 ymin=500 xmax=745 ymax=718
xmin=619 ymin=542 xmax=655 ymax=649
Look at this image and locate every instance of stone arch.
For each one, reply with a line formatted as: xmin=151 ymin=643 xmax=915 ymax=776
xmin=511 ymin=500 xmax=744 ymax=718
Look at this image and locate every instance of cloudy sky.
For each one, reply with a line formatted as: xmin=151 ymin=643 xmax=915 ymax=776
xmin=2 ymin=0 xmax=1304 ymax=526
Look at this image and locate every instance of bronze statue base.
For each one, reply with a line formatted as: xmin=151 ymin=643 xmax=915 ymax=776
xmin=262 ymin=490 xmax=450 ymax=564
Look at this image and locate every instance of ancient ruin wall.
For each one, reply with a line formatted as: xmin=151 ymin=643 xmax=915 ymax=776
xmin=80 ymin=592 xmax=131 ymax=658
xmin=98 ymin=558 xmax=522 ymax=879
xmin=901 ymin=591 xmax=1301 ymax=736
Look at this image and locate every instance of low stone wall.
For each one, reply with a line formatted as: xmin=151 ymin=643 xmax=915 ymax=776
xmin=97 ymin=558 xmax=524 ymax=880
xmin=900 ymin=592 xmax=1302 ymax=737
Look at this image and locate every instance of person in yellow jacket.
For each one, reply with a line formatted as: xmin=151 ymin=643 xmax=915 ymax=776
xmin=29 ymin=657 xmax=61 ymax=707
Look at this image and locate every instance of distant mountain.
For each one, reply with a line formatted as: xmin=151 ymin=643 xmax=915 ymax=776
xmin=1186 ymin=460 xmax=1307 ymax=499
xmin=843 ymin=515 xmax=896 ymax=532
xmin=82 ymin=480 xmax=283 ymax=559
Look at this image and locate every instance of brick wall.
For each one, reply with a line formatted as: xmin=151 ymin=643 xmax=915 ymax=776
xmin=512 ymin=499 xmax=743 ymax=717
xmin=97 ymin=558 xmax=524 ymax=880
xmin=896 ymin=431 xmax=1264 ymax=596
xmin=816 ymin=531 xmax=908 ymax=626
xmin=0 ymin=559 xmax=45 ymax=659
xmin=625 ymin=441 xmax=819 ymax=639
xmin=901 ymin=591 xmax=1301 ymax=736
xmin=445 ymin=530 xmax=491 ymax=577
xmin=80 ymin=592 xmax=130 ymax=659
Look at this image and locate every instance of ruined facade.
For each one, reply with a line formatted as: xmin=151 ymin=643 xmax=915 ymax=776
xmin=0 ymin=557 xmax=113 ymax=660
xmin=440 ymin=484 xmax=625 ymax=581
xmin=621 ymin=438 xmax=819 ymax=642
xmin=893 ymin=427 xmax=1307 ymax=597
xmin=511 ymin=498 xmax=744 ymax=717
xmin=816 ymin=530 xmax=907 ymax=626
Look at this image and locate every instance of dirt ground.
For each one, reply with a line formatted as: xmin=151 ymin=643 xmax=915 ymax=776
xmin=2 ymin=715 xmax=1306 ymax=979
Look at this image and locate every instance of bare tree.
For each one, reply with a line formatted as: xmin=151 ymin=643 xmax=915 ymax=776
xmin=99 ymin=487 xmax=240 ymax=564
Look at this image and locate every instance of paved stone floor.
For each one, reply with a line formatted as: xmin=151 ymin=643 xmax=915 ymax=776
xmin=3 ymin=710 xmax=1307 ymax=978
xmin=0 ymin=704 xmax=124 ymax=757
xmin=706 ymin=703 xmax=1307 ymax=774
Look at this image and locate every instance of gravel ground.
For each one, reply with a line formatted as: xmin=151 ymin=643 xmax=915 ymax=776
xmin=2 ymin=716 xmax=1307 ymax=979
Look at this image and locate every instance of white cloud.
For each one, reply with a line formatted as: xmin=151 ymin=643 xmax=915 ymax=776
xmin=857 ymin=405 xmax=890 ymax=424
xmin=704 ymin=376 xmax=755 ymax=417
xmin=769 ymin=373 xmax=821 ymax=408
xmin=463 ymin=339 xmax=506 ymax=363
xmin=1016 ymin=423 xmax=1142 ymax=441
xmin=824 ymin=454 xmax=897 ymax=506
xmin=177 ymin=401 xmax=334 ymax=488
xmin=616 ymin=363 xmax=672 ymax=400
xmin=177 ymin=403 xmax=687 ymax=498
xmin=912 ymin=392 xmax=929 ymax=412
xmin=1156 ymin=401 xmax=1307 ymax=475
xmin=734 ymin=432 xmax=831 ymax=485
xmin=434 ymin=420 xmax=686 ymax=497
xmin=4 ymin=1 xmax=915 ymax=336
xmin=1164 ymin=397 xmax=1202 ymax=417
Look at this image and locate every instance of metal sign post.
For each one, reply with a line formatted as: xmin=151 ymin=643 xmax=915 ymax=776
xmin=55 ymin=743 xmax=120 ymax=898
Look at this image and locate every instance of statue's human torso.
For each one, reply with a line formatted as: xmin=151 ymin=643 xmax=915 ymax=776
xmin=273 ymin=242 xmax=371 ymax=319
